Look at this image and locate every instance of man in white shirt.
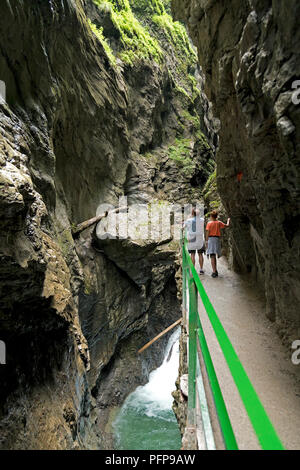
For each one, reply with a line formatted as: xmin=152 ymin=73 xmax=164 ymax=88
xmin=183 ymin=208 xmax=205 ymax=274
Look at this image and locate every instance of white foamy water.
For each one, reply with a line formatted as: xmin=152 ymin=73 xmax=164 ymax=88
xmin=113 ymin=328 xmax=181 ymax=450
xmin=132 ymin=327 xmax=180 ymax=415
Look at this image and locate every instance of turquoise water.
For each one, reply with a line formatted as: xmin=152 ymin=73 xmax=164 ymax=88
xmin=113 ymin=329 xmax=182 ymax=450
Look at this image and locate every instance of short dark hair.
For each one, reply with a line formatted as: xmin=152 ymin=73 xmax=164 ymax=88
xmin=210 ymin=210 xmax=218 ymax=220
xmin=192 ymin=208 xmax=200 ymax=217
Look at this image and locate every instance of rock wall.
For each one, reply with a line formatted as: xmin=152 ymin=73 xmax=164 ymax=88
xmin=172 ymin=0 xmax=300 ymax=340
xmin=0 ymin=0 xmax=216 ymax=449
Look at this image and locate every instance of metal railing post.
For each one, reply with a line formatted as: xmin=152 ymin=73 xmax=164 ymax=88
xmin=181 ymin=237 xmax=284 ymax=451
xmin=182 ymin=239 xmax=187 ymax=323
xmin=187 ymin=278 xmax=197 ymax=425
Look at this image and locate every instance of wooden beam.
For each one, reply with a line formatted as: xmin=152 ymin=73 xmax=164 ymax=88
xmin=138 ymin=318 xmax=182 ymax=354
xmin=72 ymin=205 xmax=128 ymax=238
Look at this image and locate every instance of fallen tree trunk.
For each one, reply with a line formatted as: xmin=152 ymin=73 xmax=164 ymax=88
xmin=72 ymin=205 xmax=128 ymax=238
xmin=138 ymin=318 xmax=182 ymax=354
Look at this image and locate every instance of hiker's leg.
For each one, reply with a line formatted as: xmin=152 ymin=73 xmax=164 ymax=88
xmin=191 ymin=252 xmax=195 ymax=265
xmin=198 ymin=252 xmax=204 ymax=270
xmin=211 ymin=254 xmax=217 ymax=273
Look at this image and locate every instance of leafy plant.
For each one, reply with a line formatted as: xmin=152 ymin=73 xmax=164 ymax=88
xmin=129 ymin=0 xmax=166 ymax=15
xmin=92 ymin=0 xmax=162 ymax=65
xmin=168 ymin=138 xmax=195 ymax=176
xmin=88 ymin=19 xmax=117 ymax=66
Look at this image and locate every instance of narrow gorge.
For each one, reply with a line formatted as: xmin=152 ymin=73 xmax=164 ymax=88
xmin=173 ymin=0 xmax=300 ymax=341
xmin=0 ymin=0 xmax=299 ymax=451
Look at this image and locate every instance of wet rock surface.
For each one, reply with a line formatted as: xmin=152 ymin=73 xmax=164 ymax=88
xmin=0 ymin=0 xmax=215 ymax=449
xmin=172 ymin=0 xmax=300 ymax=341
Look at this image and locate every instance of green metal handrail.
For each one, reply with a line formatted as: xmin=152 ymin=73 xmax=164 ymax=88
xmin=182 ymin=236 xmax=284 ymax=450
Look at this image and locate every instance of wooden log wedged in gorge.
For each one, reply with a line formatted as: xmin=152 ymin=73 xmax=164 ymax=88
xmin=72 ymin=205 xmax=128 ymax=238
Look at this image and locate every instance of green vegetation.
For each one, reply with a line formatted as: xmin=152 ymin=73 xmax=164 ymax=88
xmin=180 ymin=110 xmax=211 ymax=151
xmin=129 ymin=0 xmax=166 ymax=15
xmin=202 ymin=169 xmax=222 ymax=212
xmin=92 ymin=0 xmax=162 ymax=65
xmin=151 ymin=10 xmax=199 ymax=101
xmin=196 ymin=130 xmax=212 ymax=150
xmin=57 ymin=229 xmax=74 ymax=261
xmin=152 ymin=12 xmax=196 ymax=62
xmin=143 ymin=151 xmax=155 ymax=159
xmin=88 ymin=19 xmax=117 ymax=66
xmin=83 ymin=273 xmax=94 ymax=295
xmin=90 ymin=0 xmax=199 ymax=104
xmin=89 ymin=0 xmax=214 ymax=187
xmin=168 ymin=138 xmax=195 ymax=176
xmin=181 ymin=109 xmax=200 ymax=129
xmin=204 ymin=169 xmax=217 ymax=191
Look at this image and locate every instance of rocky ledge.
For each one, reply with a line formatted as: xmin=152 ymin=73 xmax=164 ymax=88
xmin=0 ymin=0 xmax=216 ymax=449
xmin=172 ymin=0 xmax=300 ymax=342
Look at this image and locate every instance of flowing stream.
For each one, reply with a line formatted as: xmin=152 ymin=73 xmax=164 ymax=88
xmin=113 ymin=328 xmax=182 ymax=450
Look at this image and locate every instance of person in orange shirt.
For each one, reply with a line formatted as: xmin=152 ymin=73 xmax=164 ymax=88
xmin=205 ymin=210 xmax=230 ymax=278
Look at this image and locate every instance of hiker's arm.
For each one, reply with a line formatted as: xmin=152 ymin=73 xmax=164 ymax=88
xmin=205 ymin=229 xmax=209 ymax=244
xmin=224 ymin=217 xmax=231 ymax=228
xmin=222 ymin=218 xmax=231 ymax=228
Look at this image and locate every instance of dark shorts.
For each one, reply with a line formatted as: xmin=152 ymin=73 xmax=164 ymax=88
xmin=189 ymin=245 xmax=206 ymax=255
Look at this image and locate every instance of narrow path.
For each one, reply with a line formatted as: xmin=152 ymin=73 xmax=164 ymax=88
xmin=196 ymin=257 xmax=300 ymax=450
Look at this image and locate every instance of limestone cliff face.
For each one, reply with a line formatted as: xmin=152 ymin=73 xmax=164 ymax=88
xmin=172 ymin=0 xmax=300 ymax=340
xmin=0 ymin=0 xmax=215 ymax=449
